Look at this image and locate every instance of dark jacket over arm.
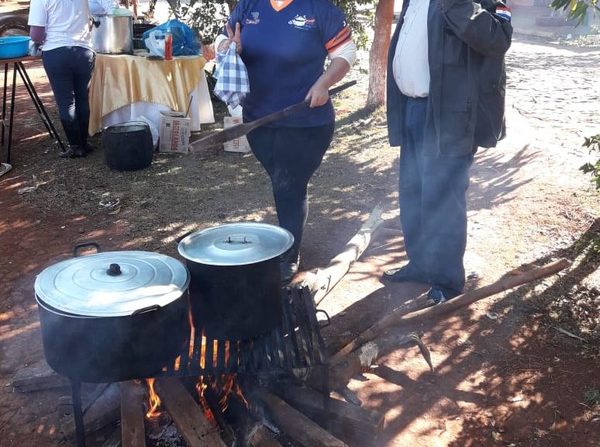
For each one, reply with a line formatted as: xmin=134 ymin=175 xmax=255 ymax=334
xmin=387 ymin=0 xmax=512 ymax=155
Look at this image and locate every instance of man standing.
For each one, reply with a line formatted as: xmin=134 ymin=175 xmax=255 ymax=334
xmin=383 ymin=0 xmax=512 ymax=303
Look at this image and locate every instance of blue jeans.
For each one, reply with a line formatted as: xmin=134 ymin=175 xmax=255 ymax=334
xmin=399 ymin=97 xmax=474 ymax=294
xmin=247 ymin=125 xmax=334 ymax=256
xmin=42 ymin=46 xmax=95 ymax=147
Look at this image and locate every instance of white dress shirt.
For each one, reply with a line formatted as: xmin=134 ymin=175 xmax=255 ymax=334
xmin=392 ymin=0 xmax=430 ymax=98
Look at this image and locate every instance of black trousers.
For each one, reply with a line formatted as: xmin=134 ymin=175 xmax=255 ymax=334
xmin=42 ymin=46 xmax=95 ymax=148
xmin=247 ymin=124 xmax=334 ymax=255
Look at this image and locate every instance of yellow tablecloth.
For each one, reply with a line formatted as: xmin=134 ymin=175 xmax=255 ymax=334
xmin=89 ymin=54 xmax=208 ymax=134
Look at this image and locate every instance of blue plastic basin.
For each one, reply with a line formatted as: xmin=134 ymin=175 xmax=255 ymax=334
xmin=0 ymin=36 xmax=31 ymax=59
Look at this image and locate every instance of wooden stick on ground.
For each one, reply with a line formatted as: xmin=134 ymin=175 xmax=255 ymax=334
xmin=156 ymin=378 xmax=226 ymax=447
xmin=12 ymin=361 xmax=69 ymax=393
xmin=272 ymin=383 xmax=385 ymax=446
xmin=303 ymin=204 xmax=384 ymax=305
xmin=331 ymin=258 xmax=571 ymax=365
xmin=61 ymin=383 xmax=121 ymax=439
xmin=120 ymin=381 xmax=146 ymax=447
xmin=255 ymin=388 xmax=349 ymax=447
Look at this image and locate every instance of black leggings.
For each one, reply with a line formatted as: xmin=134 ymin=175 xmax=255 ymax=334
xmin=247 ymin=124 xmax=334 ymax=254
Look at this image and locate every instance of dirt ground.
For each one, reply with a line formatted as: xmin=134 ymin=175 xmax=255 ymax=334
xmin=1 ymin=34 xmax=599 ymax=446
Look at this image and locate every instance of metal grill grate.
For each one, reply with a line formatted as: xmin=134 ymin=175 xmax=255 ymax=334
xmin=159 ymin=286 xmax=328 ymax=376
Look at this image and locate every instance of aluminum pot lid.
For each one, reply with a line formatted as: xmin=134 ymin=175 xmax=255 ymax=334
xmin=34 ymin=251 xmax=189 ymax=317
xmin=177 ymin=223 xmax=294 ymax=266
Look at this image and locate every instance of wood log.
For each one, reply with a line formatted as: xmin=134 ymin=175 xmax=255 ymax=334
xmin=12 ymin=361 xmax=69 ymax=392
xmin=156 ymin=377 xmax=226 ymax=447
xmin=331 ymin=258 xmax=571 ymax=364
xmin=120 ymin=381 xmax=146 ymax=447
xmin=204 ymin=387 xmax=236 ymax=446
xmin=255 ymin=388 xmax=348 ymax=447
xmin=101 ymin=426 xmax=122 ymax=447
xmin=272 ymin=384 xmax=384 ymax=447
xmin=245 ymin=424 xmax=283 ymax=447
xmin=302 ymin=204 xmax=384 ymax=305
xmin=61 ymin=382 xmax=121 ymax=439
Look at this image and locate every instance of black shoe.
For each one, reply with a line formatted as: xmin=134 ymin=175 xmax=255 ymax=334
xmin=427 ymin=286 xmax=461 ymax=304
xmin=82 ymin=143 xmax=94 ymax=154
xmin=59 ymin=146 xmax=86 ymax=158
xmin=382 ymin=263 xmax=427 ymax=283
xmin=280 ymin=251 xmax=300 ymax=284
xmin=280 ymin=260 xmax=299 ymax=283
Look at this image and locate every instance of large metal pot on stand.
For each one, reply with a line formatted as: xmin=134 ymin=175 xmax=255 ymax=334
xmin=34 ymin=243 xmax=190 ymax=383
xmin=178 ymin=223 xmax=294 ymax=340
xmin=90 ymin=14 xmax=133 ymax=54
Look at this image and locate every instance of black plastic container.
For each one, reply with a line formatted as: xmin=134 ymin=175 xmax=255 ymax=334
xmin=102 ymin=121 xmax=153 ymax=171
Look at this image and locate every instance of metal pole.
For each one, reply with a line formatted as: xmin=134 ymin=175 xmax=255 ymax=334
xmin=70 ymin=379 xmax=86 ymax=447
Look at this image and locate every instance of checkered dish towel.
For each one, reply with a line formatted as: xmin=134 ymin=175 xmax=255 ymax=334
xmin=214 ymin=42 xmax=249 ymax=108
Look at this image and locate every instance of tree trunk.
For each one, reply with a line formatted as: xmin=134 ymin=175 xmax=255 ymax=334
xmin=366 ymin=0 xmax=395 ymax=107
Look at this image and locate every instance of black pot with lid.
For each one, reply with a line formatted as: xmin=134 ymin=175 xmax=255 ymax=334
xmin=178 ymin=223 xmax=294 ymax=340
xmin=34 ymin=244 xmax=190 ymax=382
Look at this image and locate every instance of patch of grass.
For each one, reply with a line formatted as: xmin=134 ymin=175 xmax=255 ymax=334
xmin=583 ymin=388 xmax=600 ymax=406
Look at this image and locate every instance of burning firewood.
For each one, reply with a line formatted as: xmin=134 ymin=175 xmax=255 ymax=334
xmin=331 ymin=258 xmax=571 ymax=365
xmin=155 ymin=377 xmax=226 ymax=447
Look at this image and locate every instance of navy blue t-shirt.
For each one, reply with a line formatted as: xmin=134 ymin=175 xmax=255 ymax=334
xmin=228 ymin=0 xmax=350 ymax=127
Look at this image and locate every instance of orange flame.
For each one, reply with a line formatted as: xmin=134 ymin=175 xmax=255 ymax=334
xmin=145 ymin=378 xmax=162 ymax=419
xmin=195 ymin=376 xmax=217 ymax=425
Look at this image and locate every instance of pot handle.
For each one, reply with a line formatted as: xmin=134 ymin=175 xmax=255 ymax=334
xmin=132 ymin=304 xmax=161 ymax=315
xmin=73 ymin=242 xmax=101 ymax=257
xmin=225 ymin=235 xmax=252 ymax=244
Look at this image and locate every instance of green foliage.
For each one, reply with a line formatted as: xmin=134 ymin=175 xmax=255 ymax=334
xmin=549 ymin=0 xmax=600 ymax=24
xmin=579 ymin=134 xmax=600 ymax=190
xmin=165 ymin=0 xmax=230 ymax=43
xmin=583 ymin=388 xmax=600 ymax=406
xmin=164 ymin=0 xmax=375 ymax=49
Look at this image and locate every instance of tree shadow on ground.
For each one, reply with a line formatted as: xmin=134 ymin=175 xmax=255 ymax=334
xmin=325 ymin=218 xmax=600 ymax=446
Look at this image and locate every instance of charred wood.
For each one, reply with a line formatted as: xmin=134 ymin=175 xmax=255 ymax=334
xmin=156 ymin=377 xmax=226 ymax=447
xmin=255 ymin=388 xmax=348 ymax=447
xmin=272 ymin=384 xmax=384 ymax=447
xmin=120 ymin=381 xmax=146 ymax=447
xmin=12 ymin=361 xmax=69 ymax=393
xmin=61 ymin=382 xmax=121 ymax=440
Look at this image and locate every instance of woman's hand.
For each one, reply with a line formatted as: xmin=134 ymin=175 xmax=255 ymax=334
xmin=305 ymin=81 xmax=329 ymax=108
xmin=218 ymin=22 xmax=242 ymax=54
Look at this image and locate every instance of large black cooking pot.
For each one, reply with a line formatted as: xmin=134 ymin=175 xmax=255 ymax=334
xmin=103 ymin=121 xmax=153 ymax=171
xmin=34 ymin=245 xmax=190 ymax=383
xmin=178 ymin=223 xmax=293 ymax=340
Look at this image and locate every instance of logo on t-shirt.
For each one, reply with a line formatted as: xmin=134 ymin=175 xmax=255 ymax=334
xmin=245 ymin=12 xmax=260 ymax=25
xmin=288 ymin=15 xmax=316 ymax=30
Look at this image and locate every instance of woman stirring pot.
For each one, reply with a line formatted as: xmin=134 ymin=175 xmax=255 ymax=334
xmin=213 ymin=0 xmax=356 ymax=282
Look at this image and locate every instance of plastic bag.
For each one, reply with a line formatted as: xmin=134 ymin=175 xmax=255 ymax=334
xmin=144 ymin=30 xmax=165 ymax=57
xmin=142 ymin=19 xmax=200 ymax=57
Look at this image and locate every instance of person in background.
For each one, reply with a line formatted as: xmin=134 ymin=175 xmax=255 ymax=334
xmin=382 ymin=0 xmax=512 ymax=303
xmin=28 ymin=0 xmax=117 ymax=158
xmin=212 ymin=0 xmax=356 ymax=282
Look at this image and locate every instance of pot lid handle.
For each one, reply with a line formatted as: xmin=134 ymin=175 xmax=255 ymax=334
xmin=107 ymin=263 xmax=122 ymax=276
xmin=225 ymin=235 xmax=252 ymax=245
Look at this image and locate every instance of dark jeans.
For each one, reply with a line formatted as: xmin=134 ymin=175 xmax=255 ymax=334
xmin=399 ymin=97 xmax=474 ymax=294
xmin=247 ymin=124 xmax=334 ymax=256
xmin=42 ymin=46 xmax=95 ymax=148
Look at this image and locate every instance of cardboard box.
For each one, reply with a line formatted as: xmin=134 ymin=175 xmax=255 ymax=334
xmin=159 ymin=111 xmax=191 ymax=153
xmin=223 ymin=116 xmax=251 ymax=153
